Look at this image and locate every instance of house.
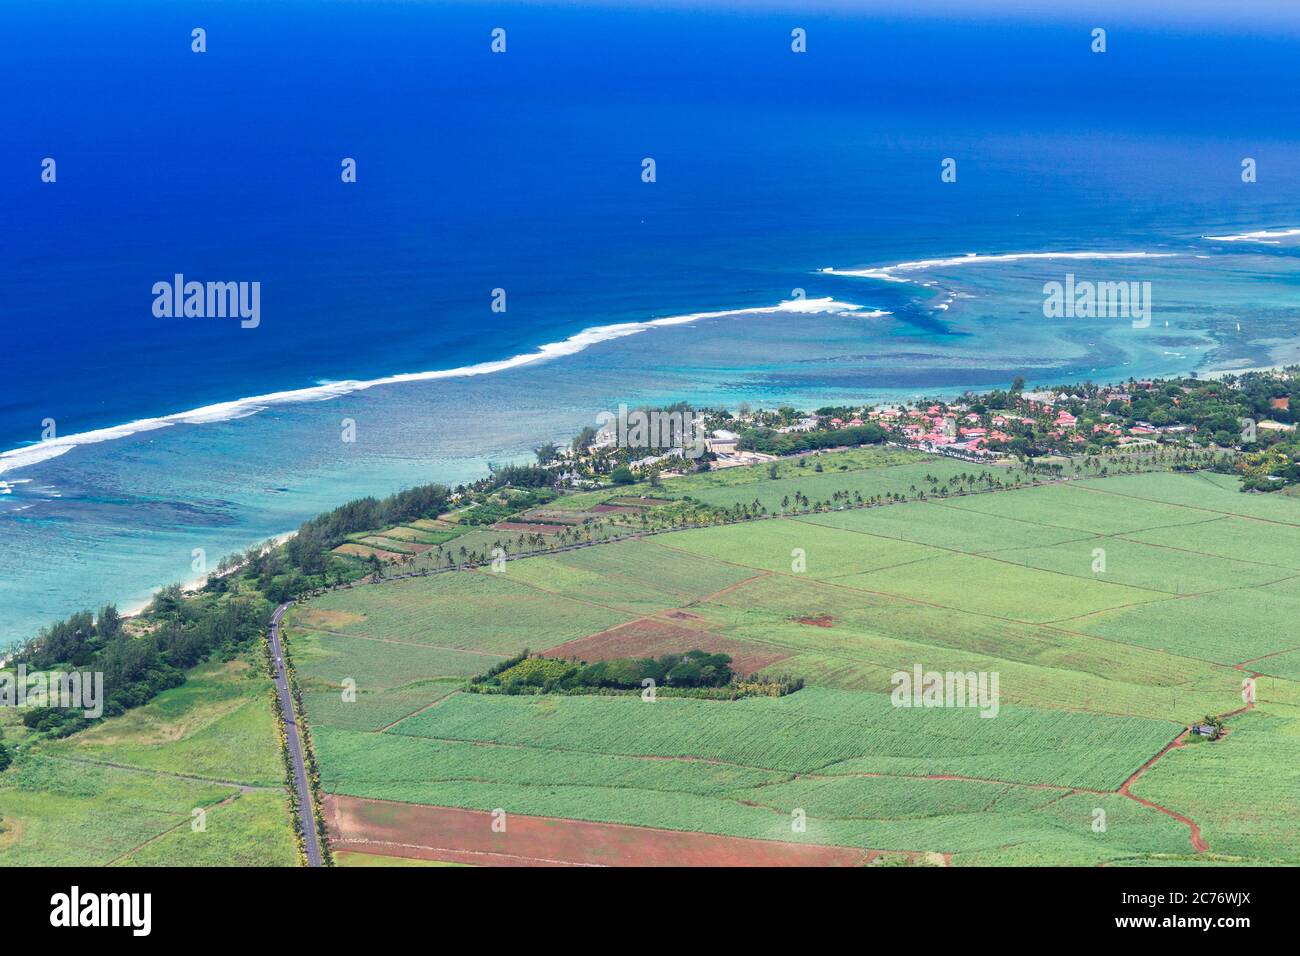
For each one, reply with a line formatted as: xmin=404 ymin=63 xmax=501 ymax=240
xmin=1270 ymin=396 xmax=1290 ymax=411
xmin=778 ymin=416 xmax=820 ymax=434
xmin=706 ymin=429 xmax=739 ymax=455
xmin=1191 ymin=724 xmax=1219 ymax=739
xmin=554 ymin=470 xmax=602 ymax=490
xmin=1055 ymin=411 xmax=1078 ymax=427
xmin=630 ymin=448 xmax=687 ymax=470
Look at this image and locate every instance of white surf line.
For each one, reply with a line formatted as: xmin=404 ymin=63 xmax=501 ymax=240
xmin=1202 ymin=227 xmax=1300 ymax=244
xmin=818 ymin=250 xmax=1179 ymax=284
xmin=0 ymin=296 xmax=870 ymax=477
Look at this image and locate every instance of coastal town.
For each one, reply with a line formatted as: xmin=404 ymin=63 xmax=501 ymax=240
xmin=555 ymin=368 xmax=1300 ymax=493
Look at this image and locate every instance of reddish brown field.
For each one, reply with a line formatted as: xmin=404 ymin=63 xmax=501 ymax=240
xmin=607 ymin=496 xmax=672 ymax=507
xmin=333 ymin=543 xmax=407 ymax=562
xmin=543 ymin=618 xmax=791 ymax=675
xmin=324 ymin=795 xmax=871 ymax=867
xmin=795 ymin=615 xmax=835 ymax=628
xmin=590 ymin=504 xmax=644 ymax=514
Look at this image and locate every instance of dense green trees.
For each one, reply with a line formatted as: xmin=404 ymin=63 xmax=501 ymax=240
xmin=738 ymin=422 xmax=886 ymax=455
xmin=473 ymin=650 xmax=737 ymax=694
xmin=11 ymin=591 xmax=268 ymax=738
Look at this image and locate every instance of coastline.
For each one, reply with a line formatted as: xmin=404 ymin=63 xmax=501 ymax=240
xmin=116 ymin=530 xmax=301 ymax=622
xmin=37 ymin=358 xmax=1296 ymax=653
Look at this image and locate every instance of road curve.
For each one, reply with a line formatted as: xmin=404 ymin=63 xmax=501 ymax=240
xmin=269 ymin=602 xmax=322 ymax=867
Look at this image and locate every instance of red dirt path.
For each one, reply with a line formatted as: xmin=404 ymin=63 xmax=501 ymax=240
xmin=1118 ymin=730 xmax=1207 ymax=853
xmin=324 ymin=795 xmax=872 ymax=867
xmin=1115 ymin=673 xmax=1260 ymax=855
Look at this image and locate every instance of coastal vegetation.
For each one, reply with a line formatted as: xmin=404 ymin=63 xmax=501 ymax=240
xmin=466 ymin=648 xmax=803 ymax=698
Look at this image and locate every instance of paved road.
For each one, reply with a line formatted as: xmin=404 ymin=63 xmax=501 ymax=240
xmin=269 ymin=602 xmax=322 ymax=867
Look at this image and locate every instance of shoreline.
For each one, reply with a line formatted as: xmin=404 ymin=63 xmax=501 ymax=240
xmin=8 ymin=355 xmax=1294 ymax=650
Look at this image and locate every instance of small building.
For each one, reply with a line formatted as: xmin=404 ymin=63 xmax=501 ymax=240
xmin=705 ymin=431 xmax=738 ymax=455
xmin=1191 ymin=723 xmax=1219 ymax=739
xmin=1258 ymin=420 xmax=1297 ymax=433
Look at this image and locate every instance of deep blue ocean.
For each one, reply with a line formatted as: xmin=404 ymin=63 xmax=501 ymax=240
xmin=4 ymin=0 xmax=1300 ymax=642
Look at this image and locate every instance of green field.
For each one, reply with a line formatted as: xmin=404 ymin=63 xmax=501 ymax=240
xmin=502 ymin=538 xmax=759 ymax=614
xmin=1128 ymin=688 xmax=1300 ymax=864
xmin=387 ymin=687 xmax=1176 ymax=789
xmin=297 ymin=572 xmax=632 ymax=653
xmin=0 ymin=655 xmax=297 ymax=866
xmin=292 ymin=454 xmax=1300 ymax=865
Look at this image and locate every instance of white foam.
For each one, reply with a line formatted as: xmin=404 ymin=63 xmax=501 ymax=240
xmin=1202 ymin=227 xmax=1300 ymax=244
xmin=0 ymin=296 xmax=867 ymax=476
xmin=821 ymin=250 xmax=1177 ymax=284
